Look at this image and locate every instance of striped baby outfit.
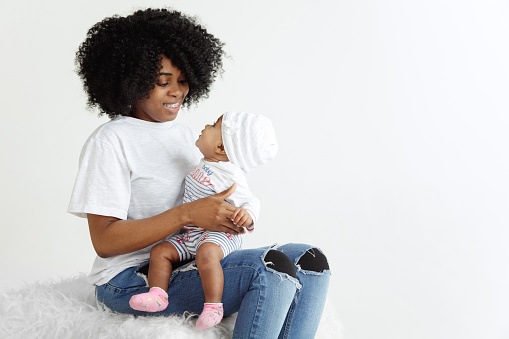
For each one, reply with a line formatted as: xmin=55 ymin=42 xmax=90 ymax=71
xmin=168 ymin=159 xmax=260 ymax=260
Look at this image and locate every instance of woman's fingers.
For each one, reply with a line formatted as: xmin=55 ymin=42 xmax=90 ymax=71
xmin=219 ymin=218 xmax=246 ymax=235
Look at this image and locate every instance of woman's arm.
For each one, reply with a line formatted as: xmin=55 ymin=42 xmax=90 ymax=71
xmin=88 ymin=184 xmax=245 ymax=258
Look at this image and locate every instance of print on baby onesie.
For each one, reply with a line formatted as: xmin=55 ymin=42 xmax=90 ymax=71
xmin=202 ymin=164 xmax=213 ymax=176
xmin=183 ymin=165 xmax=216 ymax=204
xmin=188 ymin=166 xmax=214 ymax=187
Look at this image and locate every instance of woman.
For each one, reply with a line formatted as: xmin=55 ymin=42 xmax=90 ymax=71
xmin=68 ymin=8 xmax=330 ymax=338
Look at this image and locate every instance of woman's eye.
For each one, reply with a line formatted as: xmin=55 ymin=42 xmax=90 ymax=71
xmin=179 ymin=79 xmax=187 ymax=84
xmin=157 ymin=83 xmax=169 ymax=87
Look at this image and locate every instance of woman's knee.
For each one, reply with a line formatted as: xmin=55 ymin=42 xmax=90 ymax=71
xmin=262 ymin=250 xmax=297 ymax=278
xmin=296 ymin=247 xmax=330 ymax=273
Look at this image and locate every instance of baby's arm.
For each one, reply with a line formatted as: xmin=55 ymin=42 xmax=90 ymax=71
xmin=226 ymin=186 xmax=259 ymax=233
xmin=211 ymin=165 xmax=259 ymax=232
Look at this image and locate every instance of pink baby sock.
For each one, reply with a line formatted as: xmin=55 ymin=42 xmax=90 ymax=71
xmin=196 ymin=303 xmax=224 ymax=330
xmin=129 ymin=287 xmax=169 ymax=312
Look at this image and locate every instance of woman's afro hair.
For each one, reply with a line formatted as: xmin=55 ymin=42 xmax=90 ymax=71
xmin=76 ymin=8 xmax=225 ymax=119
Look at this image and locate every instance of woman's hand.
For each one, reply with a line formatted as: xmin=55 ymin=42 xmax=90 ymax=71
xmin=183 ymin=183 xmax=246 ymax=235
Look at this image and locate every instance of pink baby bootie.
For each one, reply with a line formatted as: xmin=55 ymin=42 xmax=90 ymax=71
xmin=196 ymin=303 xmax=224 ymax=330
xmin=129 ymin=287 xmax=168 ymax=312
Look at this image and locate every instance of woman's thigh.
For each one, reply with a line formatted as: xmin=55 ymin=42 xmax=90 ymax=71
xmin=96 ymin=246 xmax=273 ymax=317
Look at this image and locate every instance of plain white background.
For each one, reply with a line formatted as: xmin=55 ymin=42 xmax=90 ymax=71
xmin=1 ymin=1 xmax=508 ymax=338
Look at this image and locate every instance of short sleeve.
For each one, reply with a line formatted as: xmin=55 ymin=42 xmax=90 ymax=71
xmin=67 ymin=137 xmax=131 ymax=220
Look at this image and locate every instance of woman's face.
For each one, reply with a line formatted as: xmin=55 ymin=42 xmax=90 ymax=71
xmin=133 ymin=55 xmax=189 ymax=122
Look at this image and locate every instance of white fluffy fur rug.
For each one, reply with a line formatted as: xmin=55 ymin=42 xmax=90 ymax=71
xmin=0 ymin=274 xmax=342 ymax=339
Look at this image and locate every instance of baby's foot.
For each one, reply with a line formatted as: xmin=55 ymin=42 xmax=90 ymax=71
xmin=129 ymin=287 xmax=168 ymax=312
xmin=196 ymin=303 xmax=224 ymax=330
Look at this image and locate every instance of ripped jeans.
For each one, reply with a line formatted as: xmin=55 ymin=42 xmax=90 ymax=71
xmin=95 ymin=243 xmax=331 ymax=339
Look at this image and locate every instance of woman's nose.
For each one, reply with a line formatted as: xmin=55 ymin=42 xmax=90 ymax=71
xmin=167 ymin=82 xmax=183 ymax=97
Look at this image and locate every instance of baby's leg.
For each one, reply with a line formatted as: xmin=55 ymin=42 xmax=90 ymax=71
xmin=129 ymin=242 xmax=180 ymax=312
xmin=148 ymin=242 xmax=180 ymax=289
xmin=196 ymin=242 xmax=224 ymax=303
xmin=195 ymin=242 xmax=225 ymax=330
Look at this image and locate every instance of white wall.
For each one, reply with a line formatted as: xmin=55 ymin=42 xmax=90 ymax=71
xmin=1 ymin=1 xmax=508 ymax=338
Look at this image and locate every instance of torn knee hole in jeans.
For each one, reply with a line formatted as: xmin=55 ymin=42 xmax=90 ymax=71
xmin=263 ymin=250 xmax=297 ymax=278
xmin=261 ymin=249 xmax=302 ymax=290
xmin=295 ymin=248 xmax=330 ymax=274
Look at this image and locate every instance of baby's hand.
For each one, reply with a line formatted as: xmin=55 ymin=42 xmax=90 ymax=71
xmin=231 ymin=208 xmax=253 ymax=228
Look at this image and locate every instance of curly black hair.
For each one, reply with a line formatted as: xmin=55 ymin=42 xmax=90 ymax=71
xmin=76 ymin=8 xmax=225 ymax=119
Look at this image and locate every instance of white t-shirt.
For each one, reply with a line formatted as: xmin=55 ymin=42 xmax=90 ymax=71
xmin=68 ymin=116 xmax=201 ymax=285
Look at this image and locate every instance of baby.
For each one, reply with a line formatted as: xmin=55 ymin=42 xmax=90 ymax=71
xmin=129 ymin=111 xmax=278 ymax=330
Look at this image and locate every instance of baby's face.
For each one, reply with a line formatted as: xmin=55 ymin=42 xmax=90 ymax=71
xmin=195 ymin=115 xmax=225 ymax=160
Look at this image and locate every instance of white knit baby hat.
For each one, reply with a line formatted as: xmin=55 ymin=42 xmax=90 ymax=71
xmin=222 ymin=111 xmax=278 ymax=173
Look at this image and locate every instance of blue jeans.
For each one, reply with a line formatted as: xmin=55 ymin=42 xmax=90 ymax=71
xmin=96 ymin=243 xmax=331 ymax=339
